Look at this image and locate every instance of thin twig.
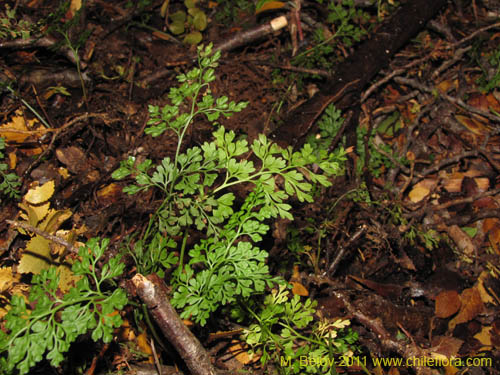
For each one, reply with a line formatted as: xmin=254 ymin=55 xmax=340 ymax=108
xmin=330 ymin=290 xmax=433 ymax=375
xmin=0 ymin=35 xmax=78 ymax=65
xmin=394 ymin=76 xmax=500 ymax=123
xmin=139 ymin=16 xmax=289 ymax=86
xmin=417 ymin=150 xmax=479 ymax=178
xmin=432 ymin=187 xmax=500 ymax=211
xmin=326 ymin=225 xmax=366 ymax=277
xmin=251 ymin=61 xmax=332 ymax=78
xmin=150 ymin=339 xmax=162 ymax=375
xmin=361 ymin=53 xmax=435 ymax=102
xmin=6 ymin=220 xmax=79 ymax=254
xmin=449 ymin=21 xmax=500 ymax=48
xmin=431 ymin=46 xmax=472 ymax=79
xmin=445 ymin=208 xmax=500 ymax=226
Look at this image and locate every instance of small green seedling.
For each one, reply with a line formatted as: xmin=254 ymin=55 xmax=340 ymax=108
xmin=168 ymin=0 xmax=208 ymax=45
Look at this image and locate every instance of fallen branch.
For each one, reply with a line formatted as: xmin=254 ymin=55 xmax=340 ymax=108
xmin=432 ymin=187 xmax=500 ymax=211
xmin=394 ymin=76 xmax=500 ymax=123
xmin=131 ymin=274 xmax=217 ymax=375
xmin=271 ymin=0 xmax=448 ymax=147
xmin=139 ymin=16 xmax=289 ymax=87
xmin=0 ymin=35 xmax=79 ymax=65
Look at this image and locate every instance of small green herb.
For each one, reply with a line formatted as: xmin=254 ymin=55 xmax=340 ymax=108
xmin=0 ymin=238 xmax=128 ymax=375
xmin=171 ymin=187 xmax=278 ymax=325
xmin=326 ymin=0 xmax=369 ymax=47
xmin=0 ymin=137 xmax=21 ymax=201
xmin=167 ymin=0 xmax=208 ymax=45
xmin=125 ymin=232 xmax=178 ymax=278
xmin=291 ymin=0 xmax=369 ymax=76
xmin=114 ymin=44 xmax=347 ymax=325
xmin=477 ymin=44 xmax=500 ymax=92
xmin=240 ymin=284 xmax=359 ymax=374
xmin=306 ymin=103 xmax=345 ymax=155
xmin=355 ymin=124 xmax=408 ymax=177
xmin=0 ymin=5 xmax=38 ymax=40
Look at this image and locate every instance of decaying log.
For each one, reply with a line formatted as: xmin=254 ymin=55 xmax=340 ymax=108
xmin=271 ymin=0 xmax=448 ymax=147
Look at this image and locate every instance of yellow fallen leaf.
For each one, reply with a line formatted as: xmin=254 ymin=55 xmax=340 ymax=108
xmin=56 ymin=264 xmax=81 ymax=292
xmin=476 ymin=271 xmax=495 ymax=305
xmin=332 ymin=319 xmax=350 ymax=329
xmin=40 ymin=209 xmax=72 ymax=234
xmin=228 ymin=341 xmax=255 ymax=365
xmin=97 ymin=183 xmax=121 ymax=201
xmin=255 ymin=1 xmax=285 ymax=15
xmin=24 ymin=180 xmax=55 ymax=205
xmin=17 ymin=235 xmax=52 ymax=274
xmin=474 ymin=326 xmax=492 ymax=347
xmin=0 ymin=267 xmax=19 ymax=293
xmin=18 ymin=202 xmax=51 ymax=227
xmin=0 ymin=109 xmax=40 ymax=143
xmin=69 ymin=0 xmax=82 ymax=17
xmin=135 ymin=330 xmax=154 ymax=363
xmin=290 ymin=281 xmax=309 ymax=296
xmin=444 ymin=365 xmax=460 ymax=375
xmin=409 ymin=184 xmax=430 ymax=203
xmin=292 ymin=264 xmax=300 ymax=280
xmin=8 ymin=151 xmax=16 ymax=169
xmin=408 ymin=178 xmax=437 ymax=203
xmin=290 ymin=265 xmax=308 ymax=296
xmin=58 ymin=167 xmax=70 ymax=179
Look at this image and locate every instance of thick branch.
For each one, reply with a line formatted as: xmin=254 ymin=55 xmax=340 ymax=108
xmin=132 ymin=274 xmax=216 ymax=375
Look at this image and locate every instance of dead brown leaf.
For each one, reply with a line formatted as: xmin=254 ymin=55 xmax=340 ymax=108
xmin=476 ymin=271 xmax=495 ymax=305
xmin=435 ymin=290 xmax=461 ymax=318
xmin=455 ymin=114 xmax=490 ymax=135
xmin=449 ymin=287 xmax=484 ymax=330
xmin=55 ymin=146 xmax=88 ymax=174
xmin=430 ymin=335 xmax=464 ymax=358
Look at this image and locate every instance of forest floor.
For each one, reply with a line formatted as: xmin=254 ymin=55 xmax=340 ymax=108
xmin=1 ymin=1 xmax=500 ymax=375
